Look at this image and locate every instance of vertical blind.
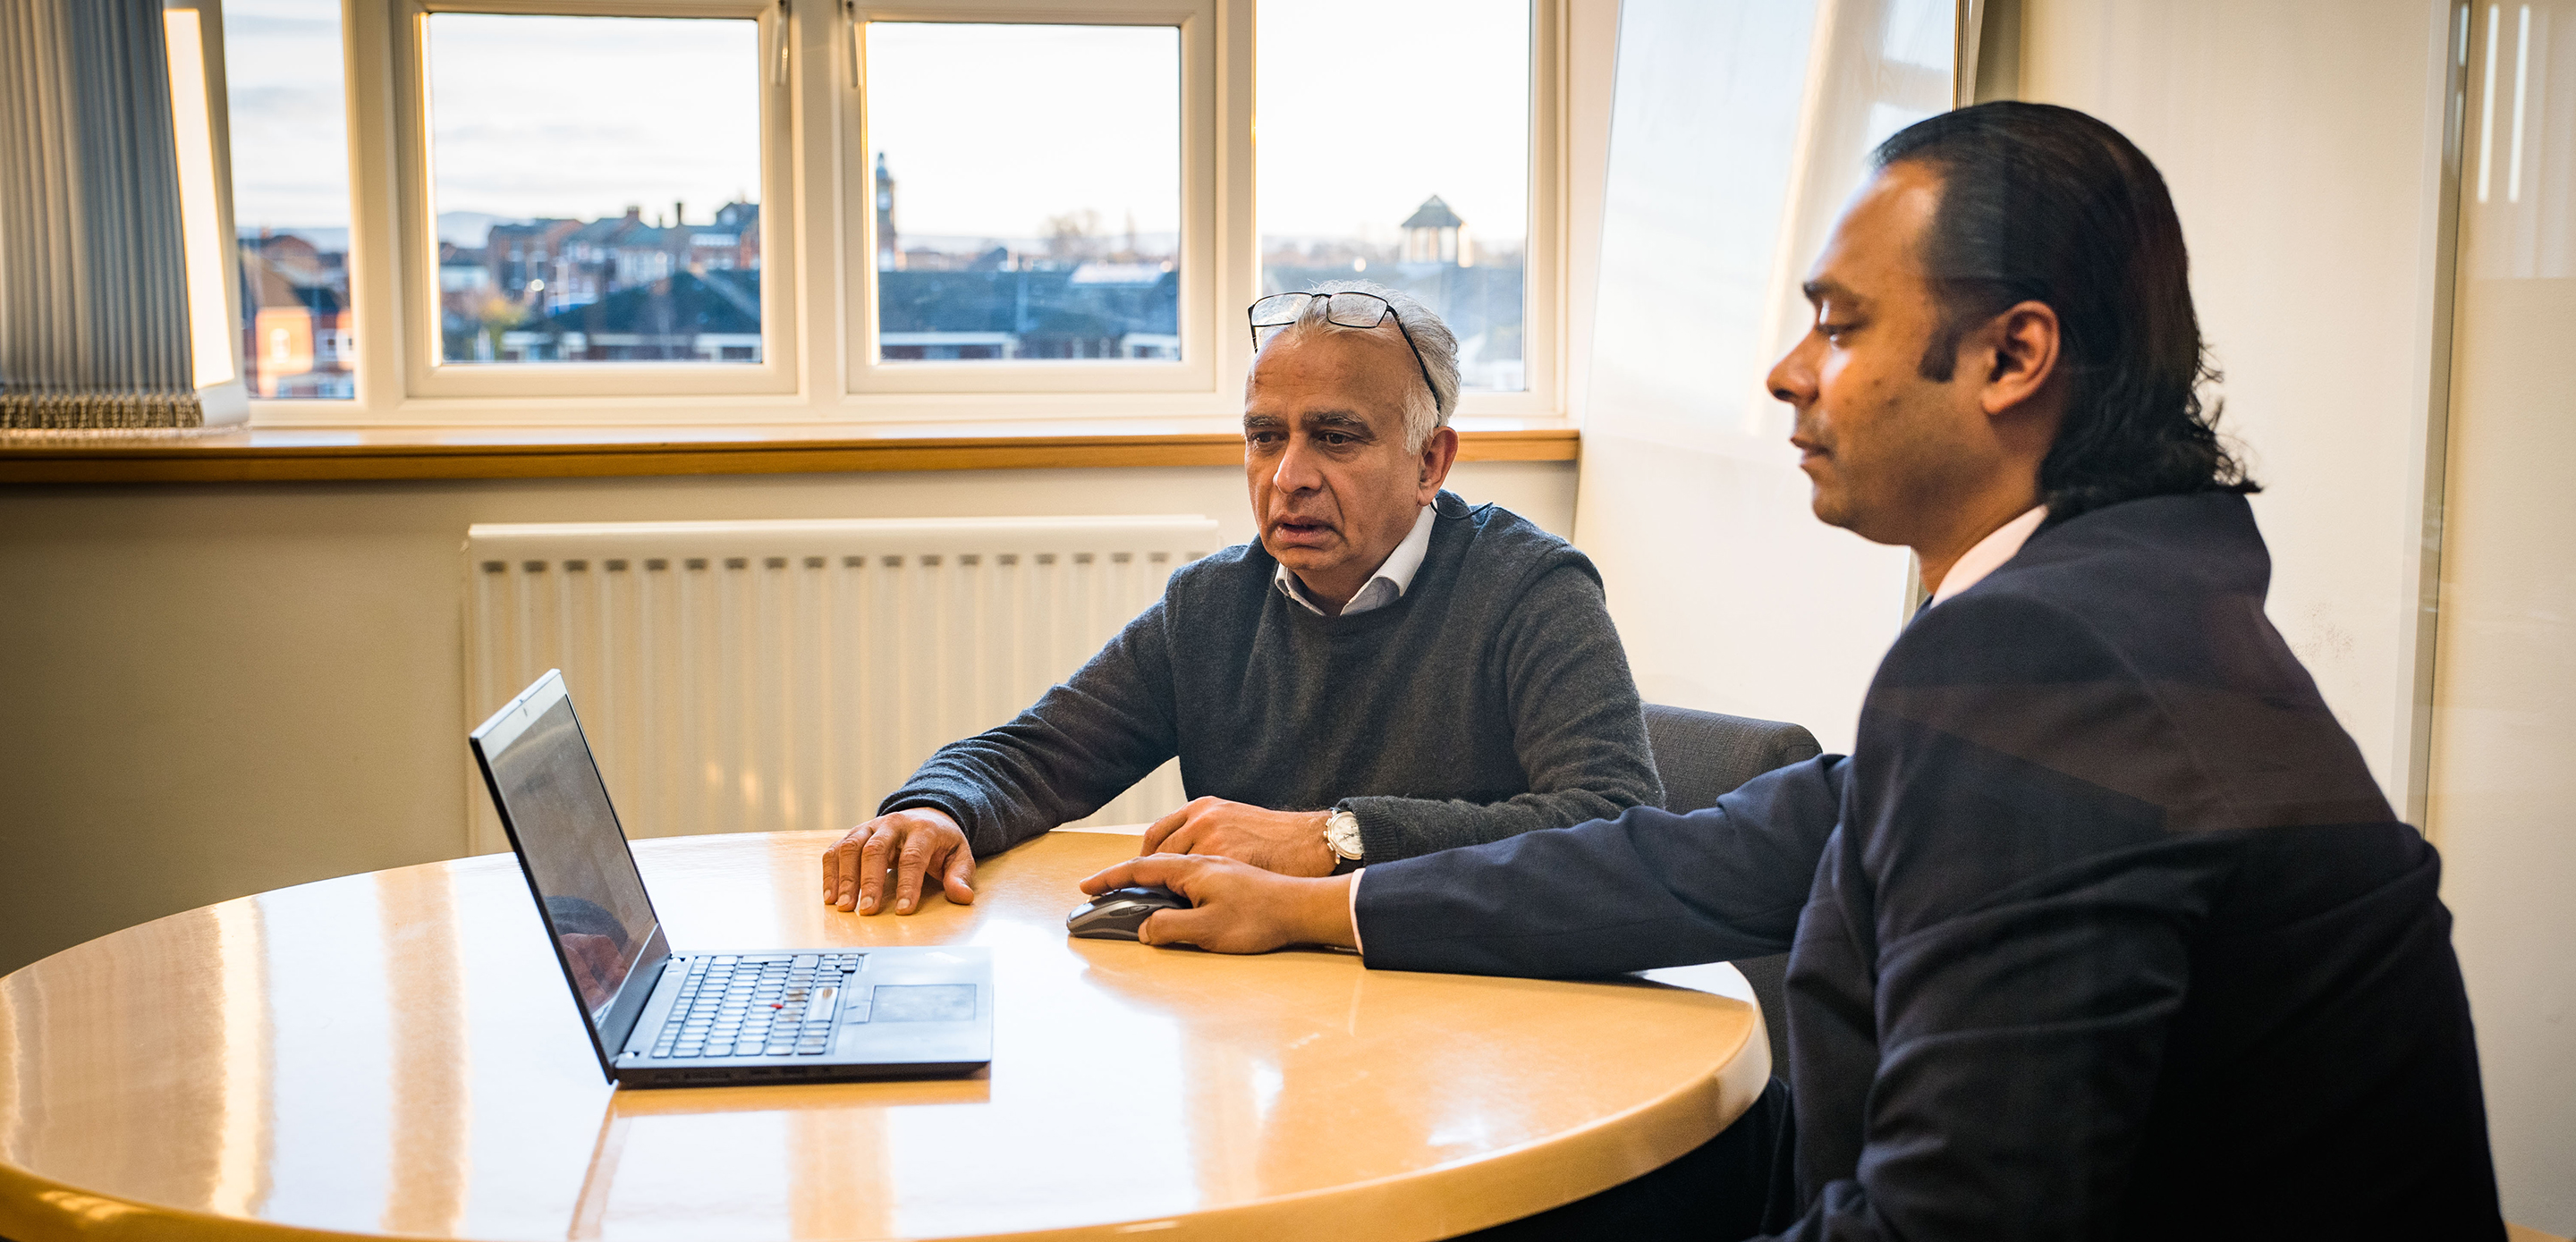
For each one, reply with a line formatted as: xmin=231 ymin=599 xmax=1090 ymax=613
xmin=0 ymin=0 xmax=211 ymax=432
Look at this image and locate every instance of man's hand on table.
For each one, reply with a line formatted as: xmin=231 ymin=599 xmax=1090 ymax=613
xmin=823 ymin=807 xmax=976 ymax=915
xmin=1140 ymin=797 xmax=1339 ymax=876
xmin=1080 ymin=854 xmax=1358 ymax=953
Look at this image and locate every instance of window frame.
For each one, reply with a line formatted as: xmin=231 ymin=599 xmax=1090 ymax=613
xmin=843 ymin=4 xmax=1229 ymax=410
xmin=387 ymin=0 xmax=799 ymax=404
xmin=267 ymin=0 xmax=1565 ymax=428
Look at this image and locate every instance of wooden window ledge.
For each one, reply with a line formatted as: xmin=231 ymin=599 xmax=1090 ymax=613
xmin=0 ymin=418 xmax=1578 ymax=484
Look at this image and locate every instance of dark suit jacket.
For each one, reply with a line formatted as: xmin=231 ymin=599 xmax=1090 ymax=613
xmin=1355 ymin=494 xmax=2502 ymax=1240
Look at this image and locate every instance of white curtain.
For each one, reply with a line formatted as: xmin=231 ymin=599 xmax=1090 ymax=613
xmin=1572 ymin=0 xmax=1963 ymax=752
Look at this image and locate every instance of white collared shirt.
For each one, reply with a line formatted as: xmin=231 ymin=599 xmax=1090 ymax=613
xmin=1274 ymin=503 xmax=1436 ymax=617
xmin=1930 ymin=505 xmax=2048 ymax=607
xmin=1278 ymin=503 xmax=1434 ymax=935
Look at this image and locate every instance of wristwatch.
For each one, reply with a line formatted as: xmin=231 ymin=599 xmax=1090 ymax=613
xmin=1324 ymin=807 xmax=1365 ymax=861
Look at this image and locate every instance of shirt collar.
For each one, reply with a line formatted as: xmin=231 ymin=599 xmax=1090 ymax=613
xmin=1929 ymin=504 xmax=2048 ymax=606
xmin=1275 ymin=503 xmax=1436 ymax=617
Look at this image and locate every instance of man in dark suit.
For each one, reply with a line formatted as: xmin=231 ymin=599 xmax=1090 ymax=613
xmin=1079 ymin=102 xmax=2504 ymax=1239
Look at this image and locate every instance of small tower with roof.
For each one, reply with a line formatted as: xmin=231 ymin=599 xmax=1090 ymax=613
xmin=1401 ymin=195 xmax=1471 ymax=266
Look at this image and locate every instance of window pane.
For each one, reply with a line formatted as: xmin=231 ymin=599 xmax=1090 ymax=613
xmin=1257 ymin=2 xmax=1530 ymax=392
xmin=224 ymin=0 xmax=354 ymax=400
xmin=423 ymin=14 xmax=762 ymax=366
xmin=866 ymin=23 xmax=1182 ymax=363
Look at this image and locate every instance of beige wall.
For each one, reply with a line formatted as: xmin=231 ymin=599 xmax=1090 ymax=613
xmin=0 ymin=460 xmax=1575 ymax=976
xmin=2427 ymin=0 xmax=2576 ymax=1230
xmin=2018 ymin=1 xmax=2572 ymax=1229
xmin=2019 ymin=0 xmax=2457 ymax=818
xmin=2436 ymin=262 xmax=2576 ymax=1238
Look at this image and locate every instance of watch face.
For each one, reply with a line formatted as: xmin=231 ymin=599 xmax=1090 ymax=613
xmin=1326 ymin=811 xmax=1364 ymax=859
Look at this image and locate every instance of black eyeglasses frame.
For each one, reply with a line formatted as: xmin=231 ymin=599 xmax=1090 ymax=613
xmin=1246 ymin=291 xmax=1441 ymax=412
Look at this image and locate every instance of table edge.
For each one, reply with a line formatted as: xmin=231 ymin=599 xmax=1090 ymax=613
xmin=0 ymin=830 xmax=1770 ymax=1242
xmin=0 ymin=1022 xmax=1765 ymax=1242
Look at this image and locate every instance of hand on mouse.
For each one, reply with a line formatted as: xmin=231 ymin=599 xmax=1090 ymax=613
xmin=1079 ymin=854 xmax=1356 ymax=953
xmin=1139 ymin=798 xmax=1338 ymax=876
xmin=822 ymin=807 xmax=975 ymax=915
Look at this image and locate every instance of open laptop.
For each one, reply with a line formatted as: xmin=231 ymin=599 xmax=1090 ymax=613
xmin=470 ymin=670 xmax=992 ymax=1088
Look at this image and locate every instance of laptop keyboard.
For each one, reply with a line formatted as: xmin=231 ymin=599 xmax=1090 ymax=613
xmin=652 ymin=953 xmax=867 ymax=1060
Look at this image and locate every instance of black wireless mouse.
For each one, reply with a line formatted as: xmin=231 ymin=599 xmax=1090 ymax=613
xmin=1066 ymin=885 xmax=1191 ymax=941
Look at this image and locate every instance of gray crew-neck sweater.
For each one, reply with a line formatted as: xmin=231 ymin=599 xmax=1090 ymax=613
xmin=879 ymin=491 xmax=1663 ymax=863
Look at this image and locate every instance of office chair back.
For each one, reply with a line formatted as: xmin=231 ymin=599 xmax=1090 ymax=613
xmin=1640 ymin=703 xmax=1823 ymax=1077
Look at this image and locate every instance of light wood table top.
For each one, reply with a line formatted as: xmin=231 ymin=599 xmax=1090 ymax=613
xmin=0 ymin=829 xmax=1767 ymax=1241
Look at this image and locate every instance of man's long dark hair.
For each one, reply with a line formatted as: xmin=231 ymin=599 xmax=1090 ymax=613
xmin=1874 ymin=102 xmax=2256 ymax=520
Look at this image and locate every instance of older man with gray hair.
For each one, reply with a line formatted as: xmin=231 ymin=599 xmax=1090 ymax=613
xmin=822 ymin=281 xmax=1663 ymax=916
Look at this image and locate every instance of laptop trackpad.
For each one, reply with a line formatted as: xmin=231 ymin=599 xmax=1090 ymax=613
xmin=868 ymin=984 xmax=976 ymax=1023
xmin=835 ymin=982 xmax=983 ymax=1060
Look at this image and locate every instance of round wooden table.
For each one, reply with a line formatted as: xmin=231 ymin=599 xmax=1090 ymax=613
xmin=0 ymin=829 xmax=1768 ymax=1241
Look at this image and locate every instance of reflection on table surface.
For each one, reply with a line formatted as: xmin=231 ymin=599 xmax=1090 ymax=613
xmin=0 ymin=829 xmax=1765 ymax=1242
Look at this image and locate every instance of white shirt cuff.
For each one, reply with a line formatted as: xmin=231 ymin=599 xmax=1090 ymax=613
xmin=1345 ymin=867 xmax=1366 ymax=958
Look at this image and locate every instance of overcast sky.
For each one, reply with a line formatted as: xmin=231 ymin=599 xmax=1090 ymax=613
xmin=424 ymin=14 xmax=763 ymax=230
xmin=1255 ymin=0 xmax=1530 ymax=244
xmin=222 ymin=1 xmax=1533 ymax=246
xmin=223 ymin=0 xmax=351 ymax=232
xmin=867 ymin=22 xmax=1180 ymax=244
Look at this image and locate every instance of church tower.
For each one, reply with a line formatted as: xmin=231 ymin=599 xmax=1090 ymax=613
xmin=874 ymin=153 xmax=902 ymax=270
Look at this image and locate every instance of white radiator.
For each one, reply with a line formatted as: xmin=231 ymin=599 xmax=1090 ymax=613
xmin=462 ymin=516 xmax=1220 ymax=854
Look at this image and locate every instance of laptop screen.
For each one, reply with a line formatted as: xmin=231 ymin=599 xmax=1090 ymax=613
xmin=474 ymin=677 xmax=664 ymax=1035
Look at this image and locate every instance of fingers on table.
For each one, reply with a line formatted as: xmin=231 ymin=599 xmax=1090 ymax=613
xmin=941 ymin=849 xmax=978 ymax=905
xmin=824 ymin=829 xmax=866 ymax=909
xmin=1141 ymin=797 xmax=1217 ymax=853
xmin=894 ymin=832 xmax=948 ymax=913
xmin=1159 ymin=821 xmax=1208 ymax=857
xmin=857 ymin=823 xmax=900 ymax=913
xmin=1140 ymin=808 xmax=1185 ymax=853
xmin=826 ymin=818 xmax=972 ymax=916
